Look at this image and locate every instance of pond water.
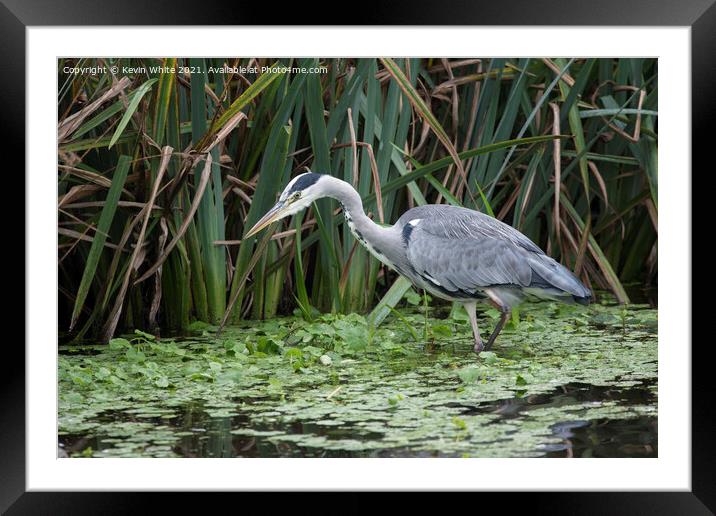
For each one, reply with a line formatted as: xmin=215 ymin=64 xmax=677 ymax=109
xmin=58 ymin=300 xmax=657 ymax=458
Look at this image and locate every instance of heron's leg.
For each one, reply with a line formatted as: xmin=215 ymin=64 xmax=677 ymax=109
xmin=464 ymin=302 xmax=484 ymax=353
xmin=482 ymin=290 xmax=512 ymax=351
xmin=485 ymin=303 xmax=510 ymax=351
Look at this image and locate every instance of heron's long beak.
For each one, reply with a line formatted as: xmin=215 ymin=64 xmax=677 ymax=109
xmin=245 ymin=201 xmax=286 ymax=238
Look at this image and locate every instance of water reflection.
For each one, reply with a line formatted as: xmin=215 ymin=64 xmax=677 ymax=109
xmin=60 ymin=380 xmax=657 ymax=458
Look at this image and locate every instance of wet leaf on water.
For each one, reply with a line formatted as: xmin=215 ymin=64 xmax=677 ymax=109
xmin=154 ymin=376 xmax=169 ymax=388
xmin=452 ymin=416 xmax=467 ymax=430
xmin=431 ymin=324 xmax=452 ymax=338
xmin=109 ymin=338 xmax=131 ymax=351
xmin=457 ymin=366 xmax=485 ymax=384
xmin=125 ymin=348 xmax=146 ymax=363
xmin=403 ymin=289 xmax=422 ymax=306
xmin=388 ymin=393 xmax=404 ymax=406
xmin=478 ymin=351 xmax=500 ymax=364
xmin=134 ymin=329 xmax=156 ymax=341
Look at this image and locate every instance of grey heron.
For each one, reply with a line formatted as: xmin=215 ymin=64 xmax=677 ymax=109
xmin=246 ymin=172 xmax=592 ymax=353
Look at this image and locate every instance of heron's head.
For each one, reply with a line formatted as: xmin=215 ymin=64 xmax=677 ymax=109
xmin=245 ymin=172 xmax=326 ymax=238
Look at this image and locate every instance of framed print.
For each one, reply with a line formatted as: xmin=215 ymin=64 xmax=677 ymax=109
xmin=5 ymin=0 xmax=712 ymax=512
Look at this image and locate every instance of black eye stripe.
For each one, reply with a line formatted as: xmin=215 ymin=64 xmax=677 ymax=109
xmin=286 ymin=172 xmax=321 ymax=195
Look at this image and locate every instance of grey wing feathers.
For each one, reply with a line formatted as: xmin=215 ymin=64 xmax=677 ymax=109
xmin=527 ymin=253 xmax=592 ymax=299
xmin=401 ymin=205 xmax=591 ymax=299
xmin=399 ymin=205 xmax=543 ymax=253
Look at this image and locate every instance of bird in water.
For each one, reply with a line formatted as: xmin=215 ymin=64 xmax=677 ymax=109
xmin=246 ymin=172 xmax=592 ymax=353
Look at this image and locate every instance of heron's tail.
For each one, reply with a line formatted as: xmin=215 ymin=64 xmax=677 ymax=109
xmin=526 ymin=254 xmax=593 ymax=305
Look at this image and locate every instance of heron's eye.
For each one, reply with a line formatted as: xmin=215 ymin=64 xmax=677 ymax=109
xmin=292 ymin=192 xmax=302 ymax=202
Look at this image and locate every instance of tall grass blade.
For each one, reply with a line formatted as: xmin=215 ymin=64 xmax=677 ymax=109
xmin=368 ymin=276 xmax=412 ymax=328
xmin=380 ymin=58 xmax=471 ymax=197
xmin=69 ymin=154 xmax=131 ymax=330
xmin=108 ymin=78 xmax=158 ymax=148
xmin=102 ymin=146 xmax=172 ymax=340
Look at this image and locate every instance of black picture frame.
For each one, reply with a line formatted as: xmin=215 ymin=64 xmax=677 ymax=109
xmin=5 ymin=1 xmax=711 ymax=512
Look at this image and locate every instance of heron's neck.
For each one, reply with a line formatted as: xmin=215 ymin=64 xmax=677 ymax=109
xmin=322 ymin=176 xmax=394 ymax=253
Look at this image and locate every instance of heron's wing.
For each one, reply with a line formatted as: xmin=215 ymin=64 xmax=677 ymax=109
xmin=402 ymin=209 xmax=591 ymax=300
xmin=403 ymin=212 xmax=537 ymax=295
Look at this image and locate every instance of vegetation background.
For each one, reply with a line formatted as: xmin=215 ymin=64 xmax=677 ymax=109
xmin=57 ymin=57 xmax=658 ymax=342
